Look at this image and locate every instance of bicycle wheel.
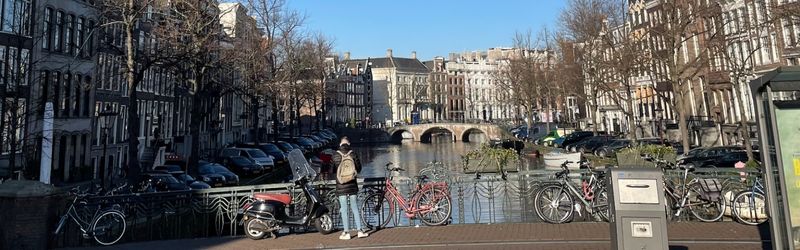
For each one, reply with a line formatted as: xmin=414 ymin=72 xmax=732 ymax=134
xmin=91 ymin=210 xmax=127 ymax=246
xmin=415 ymin=187 xmax=452 ymax=226
xmin=591 ymin=189 xmax=609 ymax=222
xmin=361 ymin=193 xmax=394 ymax=229
xmin=687 ymin=185 xmax=725 ymax=222
xmin=732 ymin=191 xmax=768 ymax=225
xmin=534 ymin=184 xmax=574 ymax=224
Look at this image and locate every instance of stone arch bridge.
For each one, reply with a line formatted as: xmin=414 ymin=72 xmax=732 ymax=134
xmin=386 ymin=123 xmax=509 ymax=142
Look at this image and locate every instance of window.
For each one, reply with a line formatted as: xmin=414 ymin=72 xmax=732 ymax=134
xmin=76 ymin=17 xmax=84 ymax=56
xmin=73 ymin=74 xmax=80 ymax=116
xmin=52 ymin=71 xmax=60 ymax=116
xmin=54 ymin=11 xmax=63 ymax=52
xmin=83 ymin=76 xmax=90 ymax=116
xmin=43 ymin=8 xmax=51 ymax=49
xmin=65 ymin=14 xmax=73 ymax=55
xmin=1 ymin=0 xmax=32 ymax=35
xmin=63 ymin=73 xmax=70 ymax=117
xmin=86 ymin=20 xmax=94 ymax=57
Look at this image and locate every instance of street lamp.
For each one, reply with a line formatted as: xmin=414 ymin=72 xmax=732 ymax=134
xmin=98 ymin=104 xmax=118 ymax=190
xmin=654 ymin=107 xmax=663 ymax=144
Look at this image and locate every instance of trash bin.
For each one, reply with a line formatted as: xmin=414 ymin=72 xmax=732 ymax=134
xmin=0 ymin=180 xmax=59 ymax=250
xmin=607 ymin=168 xmax=668 ymax=250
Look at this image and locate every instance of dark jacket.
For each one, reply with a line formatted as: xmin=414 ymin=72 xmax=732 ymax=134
xmin=332 ymin=146 xmax=362 ymax=196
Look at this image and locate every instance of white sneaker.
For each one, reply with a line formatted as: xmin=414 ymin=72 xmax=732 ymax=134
xmin=339 ymin=232 xmax=351 ymax=240
xmin=357 ymin=231 xmax=369 ymax=238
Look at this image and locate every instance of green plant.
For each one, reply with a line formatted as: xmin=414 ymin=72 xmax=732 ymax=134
xmin=462 ymin=144 xmax=519 ymax=173
xmin=745 ymin=159 xmax=760 ymax=169
xmin=620 ymin=145 xmax=676 ymax=159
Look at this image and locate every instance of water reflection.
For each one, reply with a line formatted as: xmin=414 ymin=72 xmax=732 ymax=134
xmin=354 ymin=134 xmax=543 ymax=178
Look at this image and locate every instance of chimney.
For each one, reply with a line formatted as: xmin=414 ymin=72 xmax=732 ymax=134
xmin=411 ymin=51 xmax=417 ymax=59
xmin=344 ymin=51 xmax=351 ymax=60
xmin=386 ymin=48 xmax=393 ymax=58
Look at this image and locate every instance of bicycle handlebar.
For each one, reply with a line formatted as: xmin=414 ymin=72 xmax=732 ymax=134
xmin=386 ymin=162 xmax=405 ymax=172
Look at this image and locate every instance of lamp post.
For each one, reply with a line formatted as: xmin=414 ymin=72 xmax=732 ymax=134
xmin=98 ymin=104 xmax=118 ymax=190
xmin=654 ymin=107 xmax=663 ymax=144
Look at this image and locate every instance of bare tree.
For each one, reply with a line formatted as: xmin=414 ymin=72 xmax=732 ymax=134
xmin=159 ymin=0 xmax=230 ymax=171
xmin=245 ymin=0 xmax=306 ymax=138
xmin=96 ymin=0 xmax=185 ymax=181
xmin=645 ymin=0 xmax=721 ymax=153
xmin=558 ymin=0 xmax=623 ymax=135
xmin=708 ymin=2 xmax=775 ymax=160
xmin=495 ymin=29 xmax=558 ymax=136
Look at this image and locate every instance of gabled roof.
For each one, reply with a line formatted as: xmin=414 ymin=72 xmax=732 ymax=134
xmin=344 ymin=57 xmax=429 ymax=73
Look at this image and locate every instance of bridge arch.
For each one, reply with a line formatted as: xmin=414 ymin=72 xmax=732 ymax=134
xmin=461 ymin=127 xmax=488 ymax=142
xmin=390 ymin=129 xmax=415 ymax=142
xmin=419 ymin=126 xmax=456 ymax=143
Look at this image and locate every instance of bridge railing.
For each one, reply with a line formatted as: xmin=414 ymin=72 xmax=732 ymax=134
xmin=51 ymin=165 xmax=760 ymax=247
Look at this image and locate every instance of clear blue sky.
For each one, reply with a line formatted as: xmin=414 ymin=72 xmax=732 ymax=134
xmin=286 ymin=1 xmax=566 ymax=61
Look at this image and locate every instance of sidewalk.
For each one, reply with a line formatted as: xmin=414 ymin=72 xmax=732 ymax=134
xmin=73 ymin=222 xmax=771 ymax=250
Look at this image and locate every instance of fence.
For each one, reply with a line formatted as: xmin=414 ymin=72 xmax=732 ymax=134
xmin=51 ymin=165 xmax=761 ymax=247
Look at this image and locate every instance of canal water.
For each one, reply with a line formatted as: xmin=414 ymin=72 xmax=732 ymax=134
xmin=347 ymin=134 xmax=558 ymax=225
xmin=353 ymin=135 xmax=544 ymax=179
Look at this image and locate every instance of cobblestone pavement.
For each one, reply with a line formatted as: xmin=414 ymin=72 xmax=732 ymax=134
xmin=72 ymin=222 xmax=771 ymax=250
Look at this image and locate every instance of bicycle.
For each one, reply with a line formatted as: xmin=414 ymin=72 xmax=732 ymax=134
xmin=53 ymin=188 xmax=127 ymax=246
xmin=534 ymin=160 xmax=609 ymax=223
xmin=644 ymin=156 xmax=725 ymax=222
xmin=361 ymin=162 xmax=452 ymax=229
xmin=731 ymin=175 xmax=768 ymax=225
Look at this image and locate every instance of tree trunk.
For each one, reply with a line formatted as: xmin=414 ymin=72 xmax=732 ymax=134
xmin=625 ymin=80 xmax=638 ymax=143
xmin=675 ymin=85 xmax=690 ymax=155
xmin=733 ymin=79 xmax=754 ymax=161
xmin=188 ymin=90 xmax=202 ymax=175
xmin=271 ymin=98 xmax=279 ymax=139
xmin=125 ymin=16 xmax=141 ymax=184
xmin=251 ymin=96 xmax=260 ymax=143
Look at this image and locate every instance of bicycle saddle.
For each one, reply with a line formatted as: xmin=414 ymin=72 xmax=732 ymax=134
xmin=678 ymin=164 xmax=695 ymax=172
xmin=253 ymin=193 xmax=292 ymax=205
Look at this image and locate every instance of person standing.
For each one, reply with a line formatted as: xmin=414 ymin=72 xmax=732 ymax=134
xmin=333 ymin=137 xmax=369 ymax=240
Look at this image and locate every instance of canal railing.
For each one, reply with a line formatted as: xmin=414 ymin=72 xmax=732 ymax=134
xmin=51 ymin=165 xmax=762 ymax=247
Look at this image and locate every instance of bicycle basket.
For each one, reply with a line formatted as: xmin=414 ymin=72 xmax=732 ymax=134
xmin=697 ymin=178 xmax=722 ymax=201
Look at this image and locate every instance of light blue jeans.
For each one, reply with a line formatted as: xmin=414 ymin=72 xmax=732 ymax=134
xmin=338 ymin=194 xmax=363 ymax=232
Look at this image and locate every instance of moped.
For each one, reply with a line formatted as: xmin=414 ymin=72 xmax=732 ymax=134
xmin=240 ymin=149 xmax=335 ymax=239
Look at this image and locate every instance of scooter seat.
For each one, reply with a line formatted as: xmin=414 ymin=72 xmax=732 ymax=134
xmin=253 ymin=193 xmax=292 ymax=205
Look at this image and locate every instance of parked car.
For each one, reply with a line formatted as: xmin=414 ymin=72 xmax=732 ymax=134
xmin=221 ymin=155 xmax=265 ymax=176
xmin=535 ymin=130 xmax=561 ymax=146
xmin=694 ymin=150 xmax=760 ymax=168
xmin=198 ymin=162 xmax=239 ymax=187
xmin=677 ymin=147 xmax=707 ymax=161
xmin=139 ymin=172 xmax=191 ymax=192
xmin=559 ymin=131 xmax=595 ymax=149
xmin=239 ymin=143 xmax=288 ymax=165
xmin=220 ymin=148 xmax=275 ymax=171
xmin=306 ymin=135 xmax=329 ymax=146
xmin=571 ymin=135 xmax=616 ymax=153
xmin=293 ymin=137 xmax=319 ymax=151
xmin=594 ymin=139 xmax=632 ymax=158
xmin=276 ymin=140 xmax=308 ymax=155
xmin=678 ymin=146 xmax=747 ymax=168
xmin=152 ymin=166 xmax=211 ymax=190
xmin=314 ymin=131 xmax=336 ymax=141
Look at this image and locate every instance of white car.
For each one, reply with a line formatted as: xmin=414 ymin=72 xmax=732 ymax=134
xmin=221 ymin=148 xmax=275 ymax=170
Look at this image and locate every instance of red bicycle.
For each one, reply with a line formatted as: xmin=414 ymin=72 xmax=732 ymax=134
xmin=361 ymin=162 xmax=452 ymax=228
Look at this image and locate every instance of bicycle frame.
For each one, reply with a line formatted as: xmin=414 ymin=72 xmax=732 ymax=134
xmin=54 ymin=196 xmax=98 ymax=236
xmin=382 ymin=177 xmax=447 ymax=217
xmin=664 ymin=166 xmax=716 ymax=217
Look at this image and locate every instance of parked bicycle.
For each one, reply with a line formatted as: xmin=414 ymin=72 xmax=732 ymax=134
xmin=534 ymin=160 xmax=609 ymax=223
xmin=644 ymin=156 xmax=725 ymax=222
xmin=731 ymin=175 xmax=768 ymax=225
xmin=361 ymin=162 xmax=452 ymax=229
xmin=53 ymin=188 xmax=127 ymax=246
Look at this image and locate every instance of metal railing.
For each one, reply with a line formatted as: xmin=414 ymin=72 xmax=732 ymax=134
xmin=51 ymin=164 xmax=761 ymax=247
